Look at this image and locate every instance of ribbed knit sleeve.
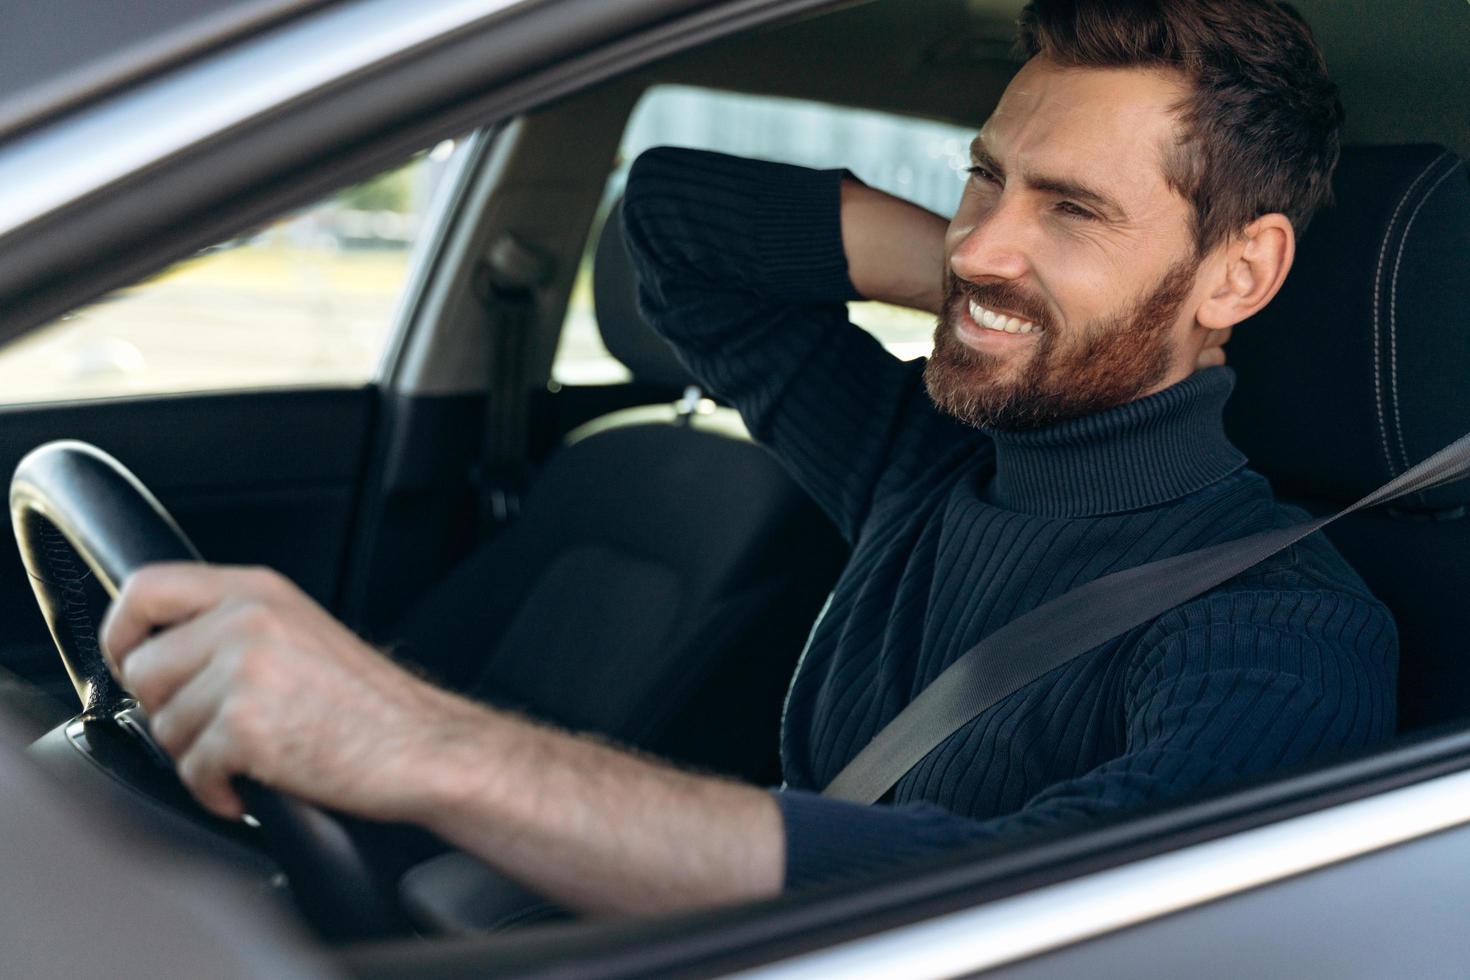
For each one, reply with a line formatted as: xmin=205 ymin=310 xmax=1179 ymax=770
xmin=774 ymin=587 xmax=1397 ymax=889
xmin=621 ymin=146 xmax=924 ymax=540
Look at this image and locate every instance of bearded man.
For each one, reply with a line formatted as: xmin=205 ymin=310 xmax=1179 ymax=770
xmin=99 ymin=0 xmax=1396 ymax=915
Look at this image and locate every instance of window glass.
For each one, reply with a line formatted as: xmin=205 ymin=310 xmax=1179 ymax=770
xmin=0 ymin=140 xmax=463 ymax=403
xmin=554 ymin=86 xmax=976 ymax=386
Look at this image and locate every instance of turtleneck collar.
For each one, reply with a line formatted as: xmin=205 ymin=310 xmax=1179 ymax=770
xmin=981 ymin=366 xmax=1247 ymax=518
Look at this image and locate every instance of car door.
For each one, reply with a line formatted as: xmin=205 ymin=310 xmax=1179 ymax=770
xmin=0 ymin=143 xmax=472 ymax=708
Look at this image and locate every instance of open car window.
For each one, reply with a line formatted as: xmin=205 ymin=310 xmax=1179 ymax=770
xmin=0 ymin=139 xmax=463 ymax=404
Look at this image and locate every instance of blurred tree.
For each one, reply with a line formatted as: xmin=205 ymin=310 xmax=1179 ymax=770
xmin=337 ymin=166 xmax=413 ymax=212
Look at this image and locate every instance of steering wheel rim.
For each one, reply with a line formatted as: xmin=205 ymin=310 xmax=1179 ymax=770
xmin=9 ymin=439 xmax=408 ymax=941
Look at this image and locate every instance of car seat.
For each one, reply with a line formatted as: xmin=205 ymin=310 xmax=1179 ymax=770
xmin=389 ymin=202 xmax=849 ymax=783
xmin=1222 ymin=144 xmax=1470 ymax=732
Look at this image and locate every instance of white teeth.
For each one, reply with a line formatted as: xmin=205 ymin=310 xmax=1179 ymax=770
xmin=968 ymin=299 xmax=1040 ymax=335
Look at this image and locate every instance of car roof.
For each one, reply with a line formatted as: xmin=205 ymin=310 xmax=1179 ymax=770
xmin=0 ymin=0 xmax=331 ymax=139
xmin=653 ymin=0 xmax=1470 ymax=160
xmin=7 ymin=0 xmax=1468 ymax=156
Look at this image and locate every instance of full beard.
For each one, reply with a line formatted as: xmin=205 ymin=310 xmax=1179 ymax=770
xmin=922 ymin=257 xmax=1199 ymax=432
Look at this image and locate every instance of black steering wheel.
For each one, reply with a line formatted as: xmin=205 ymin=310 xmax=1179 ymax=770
xmin=9 ymin=440 xmax=408 ymax=941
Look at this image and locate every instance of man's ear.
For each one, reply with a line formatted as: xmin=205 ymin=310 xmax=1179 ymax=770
xmin=1196 ymin=213 xmax=1295 ymax=331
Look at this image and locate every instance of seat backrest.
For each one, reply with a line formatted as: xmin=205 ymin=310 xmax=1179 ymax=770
xmin=592 ymin=197 xmax=700 ymax=390
xmin=1223 ymin=145 xmax=1470 ymax=731
xmin=391 ymin=200 xmax=847 ymax=782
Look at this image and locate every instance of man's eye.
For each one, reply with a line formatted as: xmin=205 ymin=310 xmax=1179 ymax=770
xmin=966 ymin=165 xmax=999 ymax=184
xmin=1056 ymin=201 xmax=1096 ymax=220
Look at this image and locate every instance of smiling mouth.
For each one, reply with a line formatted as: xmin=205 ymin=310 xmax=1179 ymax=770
xmin=967 ymin=299 xmax=1042 ymax=335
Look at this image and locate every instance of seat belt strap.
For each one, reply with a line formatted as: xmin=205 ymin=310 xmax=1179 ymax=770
xmin=471 ymin=233 xmax=553 ymax=535
xmin=822 ymin=429 xmax=1470 ymax=805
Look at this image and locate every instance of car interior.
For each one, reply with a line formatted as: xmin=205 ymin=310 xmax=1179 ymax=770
xmin=1 ymin=0 xmax=1468 ymax=964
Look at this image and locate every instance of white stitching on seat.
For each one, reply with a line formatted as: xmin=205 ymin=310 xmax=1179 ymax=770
xmin=1372 ymin=152 xmax=1447 ymax=479
xmin=1388 ymin=158 xmax=1465 ymax=474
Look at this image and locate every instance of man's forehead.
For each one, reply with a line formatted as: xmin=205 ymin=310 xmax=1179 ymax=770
xmin=977 ymin=59 xmax=1189 ymax=208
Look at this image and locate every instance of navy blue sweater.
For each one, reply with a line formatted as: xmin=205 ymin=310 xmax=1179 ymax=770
xmin=622 ymin=147 xmax=1398 ymax=889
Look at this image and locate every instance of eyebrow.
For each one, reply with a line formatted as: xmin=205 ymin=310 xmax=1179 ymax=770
xmin=969 ymin=137 xmax=1127 ymax=220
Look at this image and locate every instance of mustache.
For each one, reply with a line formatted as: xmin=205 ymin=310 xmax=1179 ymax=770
xmin=944 ymin=272 xmax=1053 ymax=332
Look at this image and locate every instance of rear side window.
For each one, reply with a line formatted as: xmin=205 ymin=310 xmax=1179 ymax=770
xmin=0 ymin=140 xmax=464 ymax=404
xmin=552 ymin=85 xmax=976 ymax=386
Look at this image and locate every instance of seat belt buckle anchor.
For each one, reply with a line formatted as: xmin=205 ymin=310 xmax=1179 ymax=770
xmin=469 ymin=464 xmax=521 ymax=526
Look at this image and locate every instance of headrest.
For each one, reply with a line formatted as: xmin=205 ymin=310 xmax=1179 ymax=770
xmin=1224 ymin=145 xmax=1470 ymax=512
xmin=592 ymin=198 xmax=699 ymax=390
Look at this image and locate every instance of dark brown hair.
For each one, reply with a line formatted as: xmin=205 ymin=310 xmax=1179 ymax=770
xmin=1017 ymin=0 xmax=1343 ymax=255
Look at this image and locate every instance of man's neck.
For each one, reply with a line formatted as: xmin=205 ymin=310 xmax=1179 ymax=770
xmin=981 ymin=366 xmax=1247 ymax=518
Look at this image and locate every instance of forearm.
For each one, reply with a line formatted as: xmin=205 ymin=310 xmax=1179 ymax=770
xmin=627 ymin=147 xmax=946 ymax=315
xmin=840 ymin=177 xmax=948 ymax=314
xmin=404 ymin=696 xmax=784 ymax=916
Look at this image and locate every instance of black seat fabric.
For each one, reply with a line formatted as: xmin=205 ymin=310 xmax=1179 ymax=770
xmin=1223 ymin=144 xmax=1470 ymax=731
xmin=391 ymin=203 xmax=847 ymax=782
xmin=593 ymin=199 xmax=699 ymax=389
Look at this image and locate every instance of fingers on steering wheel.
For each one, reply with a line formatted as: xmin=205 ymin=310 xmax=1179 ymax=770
xmin=147 ymin=653 xmax=236 ymax=760
xmin=177 ymin=717 xmax=247 ymax=820
xmin=115 ymin=609 xmax=230 ymax=708
xmin=102 ymin=564 xmax=199 ymax=669
xmin=102 ymin=563 xmax=260 ymax=674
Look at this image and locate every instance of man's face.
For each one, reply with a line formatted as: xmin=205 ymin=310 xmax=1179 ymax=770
xmin=926 ymin=58 xmax=1210 ymax=431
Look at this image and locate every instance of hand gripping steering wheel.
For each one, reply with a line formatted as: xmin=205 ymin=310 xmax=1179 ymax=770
xmin=9 ymin=440 xmax=408 ymax=941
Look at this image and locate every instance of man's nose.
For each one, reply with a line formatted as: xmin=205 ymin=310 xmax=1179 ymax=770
xmin=949 ymin=200 xmax=1033 ymax=283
